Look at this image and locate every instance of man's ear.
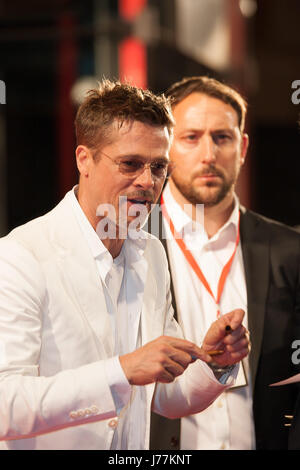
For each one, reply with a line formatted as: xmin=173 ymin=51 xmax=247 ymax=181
xmin=75 ymin=145 xmax=93 ymax=177
xmin=240 ymin=133 xmax=249 ymax=166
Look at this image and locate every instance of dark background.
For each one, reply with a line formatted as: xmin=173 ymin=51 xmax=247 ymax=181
xmin=0 ymin=0 xmax=300 ymax=234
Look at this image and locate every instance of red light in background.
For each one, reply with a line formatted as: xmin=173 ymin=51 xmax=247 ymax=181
xmin=119 ymin=37 xmax=147 ymax=89
xmin=119 ymin=0 xmax=147 ymax=21
xmin=118 ymin=0 xmax=148 ymax=89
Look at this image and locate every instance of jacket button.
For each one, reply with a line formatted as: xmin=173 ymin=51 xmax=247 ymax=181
xmin=284 ymin=414 xmax=293 ymax=426
xmin=108 ymin=418 xmax=118 ymax=429
xmin=90 ymin=405 xmax=99 ymax=414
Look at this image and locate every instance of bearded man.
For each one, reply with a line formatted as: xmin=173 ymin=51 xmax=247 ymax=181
xmin=150 ymin=76 xmax=300 ymax=450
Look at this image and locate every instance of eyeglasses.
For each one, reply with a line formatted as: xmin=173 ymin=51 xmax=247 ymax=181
xmin=99 ymin=151 xmax=174 ymax=180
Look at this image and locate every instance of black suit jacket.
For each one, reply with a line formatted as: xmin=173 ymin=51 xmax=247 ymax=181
xmin=150 ymin=207 xmax=300 ymax=450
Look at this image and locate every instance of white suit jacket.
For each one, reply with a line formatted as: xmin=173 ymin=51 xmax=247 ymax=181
xmin=0 ymin=192 xmax=227 ymax=450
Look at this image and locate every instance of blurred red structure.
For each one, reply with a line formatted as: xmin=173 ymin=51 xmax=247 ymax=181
xmin=119 ymin=0 xmax=147 ymax=22
xmin=118 ymin=37 xmax=147 ymax=89
xmin=118 ymin=0 xmax=147 ymax=89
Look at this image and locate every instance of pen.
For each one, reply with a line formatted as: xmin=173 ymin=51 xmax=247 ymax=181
xmin=207 ymin=326 xmax=233 ymax=355
xmin=206 ymin=349 xmax=224 ymax=356
xmin=191 ymin=349 xmax=224 ymax=361
xmin=192 ymin=325 xmax=234 ymax=360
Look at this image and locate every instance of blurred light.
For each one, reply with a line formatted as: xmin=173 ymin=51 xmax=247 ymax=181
xmin=239 ymin=0 xmax=257 ymax=18
xmin=70 ymin=76 xmax=99 ymax=106
xmin=176 ymin=0 xmax=230 ymax=71
xmin=119 ymin=0 xmax=147 ymax=21
xmin=119 ymin=38 xmax=147 ymax=89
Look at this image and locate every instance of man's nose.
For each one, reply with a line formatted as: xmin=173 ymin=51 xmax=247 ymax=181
xmin=198 ymin=136 xmax=216 ymax=164
xmin=133 ymin=165 xmax=155 ymax=188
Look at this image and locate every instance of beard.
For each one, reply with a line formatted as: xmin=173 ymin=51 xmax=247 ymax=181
xmin=171 ymin=164 xmax=238 ymax=207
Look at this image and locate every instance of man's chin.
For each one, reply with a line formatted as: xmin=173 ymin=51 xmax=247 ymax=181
xmin=186 ymin=187 xmax=225 ymax=207
xmin=200 ymin=196 xmax=224 ymax=207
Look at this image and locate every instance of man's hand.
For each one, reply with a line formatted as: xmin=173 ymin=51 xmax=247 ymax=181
xmin=119 ymin=336 xmax=212 ymax=385
xmin=119 ymin=309 xmax=250 ymax=386
xmin=201 ymin=309 xmax=250 ymax=367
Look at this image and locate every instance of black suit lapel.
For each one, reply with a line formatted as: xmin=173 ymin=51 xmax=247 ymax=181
xmin=240 ymin=207 xmax=270 ymax=389
xmin=160 ymin=236 xmax=178 ymax=320
xmin=149 ymin=203 xmax=180 ymax=450
xmin=150 ymin=205 xmax=178 ymax=321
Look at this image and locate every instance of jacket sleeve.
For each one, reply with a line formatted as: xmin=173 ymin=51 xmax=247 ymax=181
xmin=151 ymin=252 xmax=230 ymax=418
xmin=0 ymin=238 xmax=119 ymax=441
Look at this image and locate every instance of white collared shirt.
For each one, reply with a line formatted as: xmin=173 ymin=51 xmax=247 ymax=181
xmin=162 ymin=184 xmax=255 ymax=450
xmin=67 ymin=186 xmax=148 ymax=449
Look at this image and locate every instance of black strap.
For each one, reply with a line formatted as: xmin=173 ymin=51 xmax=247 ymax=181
xmin=149 ymin=207 xmax=181 ymax=450
xmin=160 ymin=235 xmax=178 ymax=322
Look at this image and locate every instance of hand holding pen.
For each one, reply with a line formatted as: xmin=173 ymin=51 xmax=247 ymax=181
xmin=199 ymin=309 xmax=250 ymax=367
xmin=120 ymin=310 xmax=249 ymax=385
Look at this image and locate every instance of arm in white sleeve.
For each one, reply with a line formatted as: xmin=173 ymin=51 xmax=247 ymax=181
xmin=0 ymin=361 xmax=118 ymax=440
xmin=103 ymin=356 xmax=131 ymax=414
xmin=152 ymin=259 xmax=239 ymax=418
xmin=0 ymin=239 xmax=124 ymax=440
xmin=152 ymin=354 xmax=234 ymax=419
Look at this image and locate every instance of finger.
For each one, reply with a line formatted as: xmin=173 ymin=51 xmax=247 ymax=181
xmin=151 ymin=339 xmax=203 ymax=376
xmin=164 ymin=360 xmax=185 ymax=379
xmin=156 ymin=355 xmax=187 ymax=383
xmin=226 ymin=347 xmax=249 ymax=362
xmin=159 ymin=336 xmax=205 ymax=361
xmin=213 ymin=347 xmax=249 ymax=366
xmin=223 ymin=325 xmax=248 ymax=344
xmin=191 ymin=352 xmax=213 ymax=363
xmin=225 ymin=335 xmax=249 ymax=353
xmin=168 ymin=347 xmax=195 ymax=369
xmin=167 ymin=344 xmax=215 ymax=368
xmin=222 ymin=309 xmax=245 ymax=331
xmin=156 ymin=368 xmax=176 ymax=383
xmin=166 ymin=343 xmax=212 ymax=365
xmin=229 ymin=309 xmax=245 ymax=330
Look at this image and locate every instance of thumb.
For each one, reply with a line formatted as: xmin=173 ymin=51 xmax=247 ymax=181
xmin=222 ymin=309 xmax=245 ymax=330
xmin=192 ymin=348 xmax=214 ymax=364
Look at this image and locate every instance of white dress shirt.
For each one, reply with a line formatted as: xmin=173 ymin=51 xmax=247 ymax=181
xmin=162 ymin=184 xmax=255 ymax=450
xmin=68 ymin=187 xmax=147 ymax=449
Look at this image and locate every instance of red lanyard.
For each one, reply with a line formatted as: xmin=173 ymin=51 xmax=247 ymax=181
xmin=161 ymin=194 xmax=240 ymax=318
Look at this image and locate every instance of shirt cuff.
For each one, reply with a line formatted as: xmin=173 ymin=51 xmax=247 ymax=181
xmin=103 ymin=356 xmax=131 ymax=414
xmin=203 ymin=361 xmax=240 ymax=386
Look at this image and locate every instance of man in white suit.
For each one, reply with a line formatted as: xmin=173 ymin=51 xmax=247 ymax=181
xmin=0 ymin=79 xmax=249 ymax=450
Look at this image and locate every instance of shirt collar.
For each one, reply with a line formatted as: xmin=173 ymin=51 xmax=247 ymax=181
xmin=162 ymin=184 xmax=195 ymax=233
xmin=67 ymin=185 xmax=108 ymax=260
xmin=162 ymin=183 xmax=240 ymax=244
xmin=66 ymin=185 xmax=147 ymax=267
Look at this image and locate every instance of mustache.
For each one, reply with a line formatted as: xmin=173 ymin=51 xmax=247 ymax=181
xmin=122 ymin=190 xmax=156 ymax=203
xmin=193 ymin=165 xmax=224 ymax=179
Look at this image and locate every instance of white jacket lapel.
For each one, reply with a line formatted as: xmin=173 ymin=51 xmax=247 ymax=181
xmin=49 ymin=196 xmax=114 ymax=358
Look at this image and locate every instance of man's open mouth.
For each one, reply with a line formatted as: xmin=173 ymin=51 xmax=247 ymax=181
xmin=128 ymin=199 xmax=149 ymax=205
